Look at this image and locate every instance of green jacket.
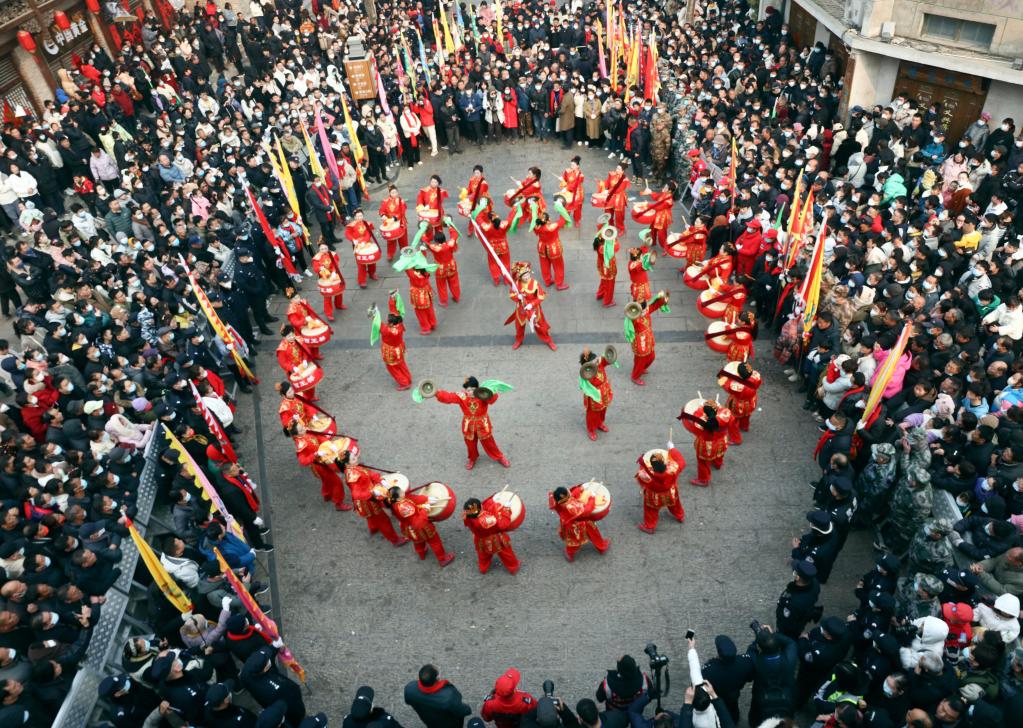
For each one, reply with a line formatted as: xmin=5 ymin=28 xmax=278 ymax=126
xmin=976 ymin=552 xmax=1023 ymax=597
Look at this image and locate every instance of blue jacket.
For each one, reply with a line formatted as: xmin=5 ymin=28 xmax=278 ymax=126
xmin=199 ymin=532 xmax=255 ymax=571
xmin=921 ymin=140 xmax=946 ymax=165
xmin=457 ymin=91 xmax=483 ymax=122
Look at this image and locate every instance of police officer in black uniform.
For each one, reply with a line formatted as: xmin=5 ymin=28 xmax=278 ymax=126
xmin=775 ymin=560 xmax=821 ymax=640
xmin=151 ymin=651 xmax=215 ymax=726
xmin=234 ymin=247 xmax=277 ymax=335
xmin=98 ymin=673 xmax=161 ymax=728
xmin=241 ymin=646 xmax=307 ymax=726
xmin=794 ymin=616 xmax=851 ymax=708
xmin=790 ymin=510 xmax=843 ymax=584
xmin=204 ymin=680 xmax=259 ymax=727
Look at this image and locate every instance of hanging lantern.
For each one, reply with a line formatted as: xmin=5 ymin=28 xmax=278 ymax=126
xmin=85 ymin=0 xmax=101 ymax=13
xmin=54 ymin=11 xmax=71 ymax=31
xmin=16 ymin=31 xmax=36 ymax=54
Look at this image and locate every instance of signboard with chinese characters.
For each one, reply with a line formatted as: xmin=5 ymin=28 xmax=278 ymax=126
xmin=41 ymin=12 xmax=91 ymax=56
xmin=344 ymin=59 xmax=377 ymax=101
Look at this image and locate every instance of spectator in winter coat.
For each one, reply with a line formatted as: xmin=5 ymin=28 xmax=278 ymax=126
xmin=403 ymin=664 xmax=472 ymax=728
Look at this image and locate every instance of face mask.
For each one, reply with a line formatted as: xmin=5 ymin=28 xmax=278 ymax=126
xmin=52 ymin=446 xmax=62 ymax=456
xmin=182 ymin=492 xmax=191 ymax=503
xmin=1003 ymin=124 xmax=1010 ymax=131
xmin=42 ymin=557 xmax=51 ymax=569
xmin=882 ymin=681 xmax=896 ymax=697
xmin=7 ymin=650 xmax=15 ymax=660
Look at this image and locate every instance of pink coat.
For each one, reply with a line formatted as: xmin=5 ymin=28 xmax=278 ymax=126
xmin=871 ymin=348 xmax=912 ymax=399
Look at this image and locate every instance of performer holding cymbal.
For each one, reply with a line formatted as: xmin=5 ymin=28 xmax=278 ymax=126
xmin=579 ymin=346 xmax=616 ymax=441
xmin=429 ymin=376 xmax=512 ymax=470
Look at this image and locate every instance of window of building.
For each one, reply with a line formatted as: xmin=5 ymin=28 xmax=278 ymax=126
xmin=922 ymin=14 xmax=996 ymax=48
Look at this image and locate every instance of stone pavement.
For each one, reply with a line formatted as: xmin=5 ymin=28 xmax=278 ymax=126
xmin=235 ymin=139 xmax=872 ymax=723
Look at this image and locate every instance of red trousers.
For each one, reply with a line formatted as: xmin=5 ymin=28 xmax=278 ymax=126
xmin=307 ymin=345 xmax=322 ymax=361
xmin=435 ymin=273 xmax=461 ymax=305
xmin=414 ymin=306 xmax=436 ymax=334
xmin=385 ymin=360 xmax=412 ymax=388
xmin=412 ymin=533 xmax=447 ymax=562
xmin=565 ymin=523 xmax=610 ymax=559
xmin=477 ymin=544 xmax=520 ymax=574
xmin=486 ymin=251 xmax=512 ymax=286
xmin=642 ymin=499 xmax=685 ymax=529
xmin=570 ymin=204 xmax=582 ymax=226
xmin=363 ymin=511 xmax=402 ymax=544
xmin=387 ymin=232 xmax=408 ymax=260
xmin=650 ymin=226 xmax=667 ymax=251
xmin=585 ymin=408 xmax=608 ymax=436
xmin=632 ymin=352 xmax=655 ymax=381
xmin=728 ymin=416 xmax=750 ymax=445
xmin=514 ymin=320 xmax=555 ymax=347
xmin=540 ymin=254 xmax=566 ymax=288
xmin=357 ymin=262 xmax=378 ymax=287
xmin=465 ymin=433 xmax=505 ymax=463
xmin=322 ymin=293 xmax=346 ymax=319
xmin=736 ymin=254 xmax=756 ymax=278
xmin=596 ymin=277 xmax=616 ymax=306
xmin=605 ymin=206 xmax=625 ymax=234
xmin=696 ymin=456 xmax=724 ymax=483
xmin=313 ymin=463 xmax=346 ymax=505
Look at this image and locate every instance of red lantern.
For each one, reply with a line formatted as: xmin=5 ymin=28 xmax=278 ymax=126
xmin=54 ymin=11 xmax=71 ymax=31
xmin=16 ymin=31 xmax=36 ymax=54
xmin=85 ymin=0 xmax=101 ymax=13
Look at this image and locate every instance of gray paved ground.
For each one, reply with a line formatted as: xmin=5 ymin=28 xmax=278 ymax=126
xmin=236 ymin=139 xmax=872 ymax=724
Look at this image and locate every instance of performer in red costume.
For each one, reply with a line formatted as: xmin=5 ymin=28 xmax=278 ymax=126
xmin=671 ymin=216 xmax=709 ymax=268
xmin=594 ymin=232 xmax=619 ymax=307
xmin=311 ymin=241 xmax=346 ymax=321
xmin=427 ymin=217 xmax=461 ymax=306
xmin=275 ymin=326 xmax=321 ymax=400
xmin=719 ymin=361 xmax=761 ymax=445
xmin=387 ymin=487 xmax=455 ymax=567
xmin=285 ymin=288 xmax=330 ymax=361
xmin=406 ymin=265 xmax=437 ymax=335
xmin=378 ymin=185 xmax=409 ymax=260
xmin=533 ymin=209 xmax=570 ymax=290
xmin=580 ymin=347 xmax=613 ymax=441
xmin=637 ymin=181 xmax=678 ymax=251
xmin=286 ymin=421 xmax=352 ymax=510
xmin=416 ymin=174 xmax=449 ymax=233
xmin=378 ymin=293 xmax=412 ymax=390
xmin=679 ymin=401 xmax=733 ymax=486
xmin=462 ymin=497 xmax=520 ymax=575
xmin=344 ymin=209 xmax=380 ymax=288
xmin=599 ymin=162 xmax=630 ymax=234
xmin=340 ymin=450 xmax=406 ymax=545
xmin=474 ymin=207 xmax=514 ymax=286
xmin=634 ymin=444 xmax=687 ymax=533
xmin=549 ymin=485 xmax=610 ymax=562
xmin=559 ymin=156 xmax=585 ymax=226
xmin=433 ymin=377 xmax=511 ymax=469
xmin=627 ymin=246 xmax=655 ymax=303
xmin=463 ymin=164 xmax=491 ymax=238
xmin=506 ymin=262 xmax=556 ymax=351
xmin=506 ymin=166 xmax=545 ymax=211
xmin=627 ymin=291 xmax=669 ymax=385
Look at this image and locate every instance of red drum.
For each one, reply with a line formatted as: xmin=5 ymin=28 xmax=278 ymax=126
xmin=354 ymin=241 xmax=382 ymax=265
xmin=380 ymin=218 xmax=404 ymax=240
xmin=503 ymin=188 xmax=520 ymax=207
xmin=642 ymin=449 xmax=669 ymax=469
xmin=666 ymin=233 xmax=687 ymax=258
xmin=680 ymin=398 xmax=710 ymax=436
xmin=631 ymin=201 xmax=657 ymax=224
xmin=307 ymin=413 xmax=337 ymax=436
xmin=457 ymin=198 xmax=473 ymax=217
xmin=422 ymin=482 xmax=456 ymax=522
xmin=705 ymin=321 xmax=738 ymax=353
xmin=317 ymin=275 xmax=344 ymax=296
xmin=697 ymin=287 xmax=745 ymax=319
xmin=684 ymin=258 xmax=734 ymax=290
xmin=590 ymin=190 xmax=609 ymax=208
xmin=490 ymin=490 xmax=526 ymax=530
xmin=289 ymin=364 xmax=323 ymax=393
xmin=416 ymin=205 xmax=440 ymax=223
xmin=298 ymin=322 xmax=331 ymax=347
xmin=378 ymin=473 xmax=409 ymax=499
xmin=573 ymin=481 xmax=611 ymax=521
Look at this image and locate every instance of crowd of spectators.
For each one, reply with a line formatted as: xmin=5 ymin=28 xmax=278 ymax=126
xmin=0 ymin=0 xmax=1020 ymax=725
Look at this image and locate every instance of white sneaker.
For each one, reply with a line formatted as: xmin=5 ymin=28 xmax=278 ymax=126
xmin=431 ymin=151 xmax=438 ymax=157
xmin=788 ymin=374 xmax=799 ymax=382
xmin=304 ymin=268 xmax=314 ymax=278
xmin=418 ymin=160 xmax=424 ymax=165
xmin=577 ymin=141 xmax=583 ymax=146
xmin=784 ymin=368 xmax=795 ymax=375
xmin=608 ymin=152 xmax=615 ymax=159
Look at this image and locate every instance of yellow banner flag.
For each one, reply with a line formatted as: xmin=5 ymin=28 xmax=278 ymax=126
xmin=188 ymin=271 xmax=257 ymax=382
xmin=338 ymin=89 xmax=365 ymax=165
xmin=299 ymin=120 xmax=326 ymax=180
xmin=439 ymin=4 xmax=455 ymax=54
xmin=127 ymin=518 xmax=193 ymax=614
xmin=495 ymin=0 xmax=503 ymax=44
